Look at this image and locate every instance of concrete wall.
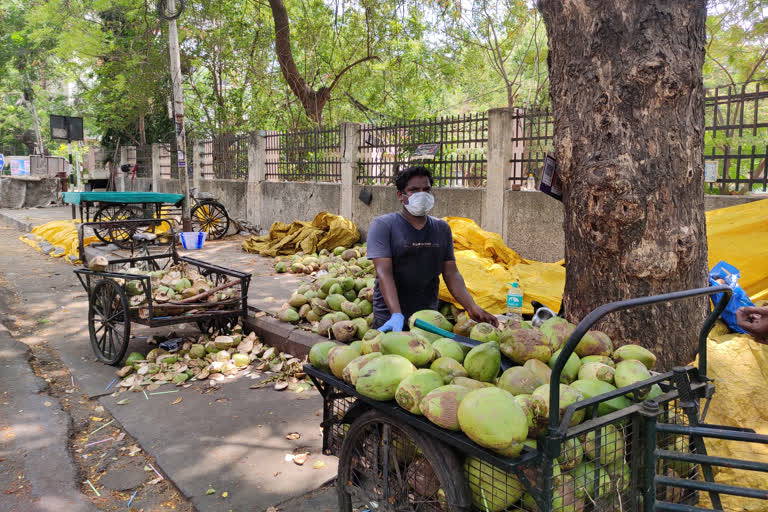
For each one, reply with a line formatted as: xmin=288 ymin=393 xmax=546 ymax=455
xmin=504 ymin=191 xmax=565 ymax=262
xmin=260 ymin=181 xmax=340 ymax=226
xmin=0 ymin=177 xmax=60 ymax=208
xmin=198 ymin=179 xmax=248 ymax=221
xmin=703 ymin=194 xmax=765 ymax=211
xmin=352 ymin=185 xmax=485 ymax=238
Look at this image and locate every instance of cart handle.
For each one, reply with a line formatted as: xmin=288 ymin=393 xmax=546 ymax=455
xmin=547 ymin=285 xmax=732 ymax=434
xmin=77 ymin=218 xmax=176 ymax=263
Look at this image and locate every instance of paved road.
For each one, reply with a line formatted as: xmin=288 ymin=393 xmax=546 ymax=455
xmin=0 ymin=218 xmax=339 ymax=511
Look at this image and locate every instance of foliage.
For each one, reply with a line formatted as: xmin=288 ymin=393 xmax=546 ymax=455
xmin=2 ymin=0 xmax=765 ymax=153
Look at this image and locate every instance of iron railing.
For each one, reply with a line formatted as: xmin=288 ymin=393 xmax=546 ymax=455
xmin=705 ymin=81 xmax=768 ymax=193
xmin=358 ymin=113 xmax=488 ymax=187
xmin=510 ymin=107 xmax=553 ymax=188
xmin=264 ymin=127 xmax=341 ymax=182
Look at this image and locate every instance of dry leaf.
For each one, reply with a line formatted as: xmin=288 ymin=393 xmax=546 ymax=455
xmin=312 ymin=460 xmax=326 ymax=469
xmin=266 ymin=507 xmax=278 ymax=512
xmin=44 ymin=401 xmax=52 ymax=407
xmin=293 ymin=453 xmax=309 ymax=465
xmin=117 ymin=399 xmax=130 ymax=405
xmin=172 ymin=396 xmax=182 ymax=405
xmin=285 ymin=432 xmax=300 ymax=440
xmin=148 ymin=476 xmax=163 ymax=485
xmin=274 ymin=381 xmax=288 ymax=391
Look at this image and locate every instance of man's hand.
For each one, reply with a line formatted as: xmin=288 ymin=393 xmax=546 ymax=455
xmin=466 ymin=303 xmax=499 ymax=327
xmin=736 ymin=306 xmax=768 ymax=342
xmin=379 ymin=313 xmax=405 ymax=333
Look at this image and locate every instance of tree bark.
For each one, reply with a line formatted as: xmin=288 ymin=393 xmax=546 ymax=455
xmin=538 ymin=0 xmax=710 ymax=370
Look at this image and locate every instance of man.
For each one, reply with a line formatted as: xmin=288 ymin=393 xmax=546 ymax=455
xmin=367 ymin=165 xmax=498 ymax=332
xmin=737 ymin=306 xmax=768 ymax=344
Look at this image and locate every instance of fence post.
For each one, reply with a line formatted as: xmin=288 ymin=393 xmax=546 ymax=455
xmin=247 ymin=131 xmax=267 ymax=229
xmin=151 ymin=143 xmax=161 ymax=192
xmin=341 ymin=122 xmax=361 ymax=219
xmin=483 ymin=108 xmax=515 ymax=235
xmin=118 ymin=147 xmax=129 ymax=191
xmin=191 ymin=140 xmax=202 ymax=190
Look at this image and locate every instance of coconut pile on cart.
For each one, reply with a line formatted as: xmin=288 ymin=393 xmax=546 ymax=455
xmin=304 ymin=287 xmax=747 ymax=512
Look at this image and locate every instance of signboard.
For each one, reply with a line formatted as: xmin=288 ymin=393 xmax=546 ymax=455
xmin=539 ymin=154 xmax=562 ymax=201
xmin=0 ymin=153 xmax=5 ymax=170
xmin=704 ymin=160 xmax=718 ymax=183
xmin=410 ymin=143 xmax=441 ymax=161
xmin=50 ymin=115 xmax=84 ymax=141
xmin=9 ymin=157 xmax=30 ymax=176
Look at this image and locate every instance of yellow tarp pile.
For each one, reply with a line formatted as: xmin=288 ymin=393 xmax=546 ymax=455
xmin=241 ymin=212 xmax=360 ymax=257
xmin=438 ymin=217 xmax=565 ymax=315
xmin=19 ymin=220 xmax=97 ymax=264
xmin=695 ymin=333 xmax=768 ymax=511
xmin=706 ymin=199 xmax=768 ymax=302
xmin=439 ymin=198 xmax=768 ymax=315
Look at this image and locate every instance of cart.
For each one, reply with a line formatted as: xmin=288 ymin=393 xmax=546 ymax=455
xmin=73 ymin=219 xmax=251 ymax=365
xmin=305 ymin=286 xmax=768 ymax=512
xmin=63 ymin=190 xmax=232 ymax=248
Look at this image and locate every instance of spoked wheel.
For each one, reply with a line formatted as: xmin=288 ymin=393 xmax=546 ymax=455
xmin=337 ymin=410 xmax=470 ymax=512
xmin=196 ymin=315 xmax=238 ymax=335
xmin=88 ymin=279 xmax=131 ymax=365
xmin=191 ymin=200 xmax=230 ymax=240
xmin=93 ymin=205 xmax=142 ymax=249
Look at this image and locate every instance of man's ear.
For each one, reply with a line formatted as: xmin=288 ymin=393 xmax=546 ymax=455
xmin=396 ymin=190 xmax=404 ymax=203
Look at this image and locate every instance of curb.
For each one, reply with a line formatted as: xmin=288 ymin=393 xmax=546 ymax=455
xmin=0 ymin=210 xmax=35 ymax=233
xmin=243 ymin=311 xmax=328 ymax=359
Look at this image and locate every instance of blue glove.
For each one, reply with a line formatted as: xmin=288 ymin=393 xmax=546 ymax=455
xmin=379 ymin=313 xmax=405 ymax=333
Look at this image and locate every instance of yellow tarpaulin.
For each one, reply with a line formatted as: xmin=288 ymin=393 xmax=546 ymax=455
xmin=242 ymin=212 xmax=360 ymax=257
xmin=439 ymin=199 xmax=768 ymax=315
xmin=695 ymin=333 xmax=768 ymax=511
xmin=438 ymin=218 xmax=564 ymax=315
xmin=19 ymin=220 xmax=97 ymax=264
xmin=706 ymin=199 xmax=768 ymax=302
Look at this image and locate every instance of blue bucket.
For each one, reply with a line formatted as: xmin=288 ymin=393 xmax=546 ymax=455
xmin=180 ymin=231 xmax=206 ymax=250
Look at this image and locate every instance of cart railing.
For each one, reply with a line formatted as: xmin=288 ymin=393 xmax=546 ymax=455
xmin=77 ymin=218 xmax=177 ymax=264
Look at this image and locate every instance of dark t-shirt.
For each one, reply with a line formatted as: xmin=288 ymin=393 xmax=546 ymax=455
xmin=366 ymin=212 xmax=455 ymax=323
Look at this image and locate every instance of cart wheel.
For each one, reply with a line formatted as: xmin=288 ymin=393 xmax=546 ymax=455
xmin=88 ymin=279 xmax=131 ymax=365
xmin=93 ymin=205 xmax=142 ymax=249
xmin=191 ymin=200 xmax=230 ymax=240
xmin=196 ymin=315 xmax=238 ymax=334
xmin=337 ymin=410 xmax=470 ymax=512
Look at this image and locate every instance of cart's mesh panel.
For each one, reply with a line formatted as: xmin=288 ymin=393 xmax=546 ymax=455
xmin=464 ymin=457 xmax=527 ymax=511
xmin=343 ymin=420 xmax=447 ymax=511
xmin=325 ymin=392 xmax=357 ymax=456
xmin=655 ymin=399 xmax=700 ymax=505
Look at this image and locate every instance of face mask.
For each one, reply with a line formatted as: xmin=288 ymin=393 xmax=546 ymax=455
xmin=403 ymin=191 xmax=435 ymax=217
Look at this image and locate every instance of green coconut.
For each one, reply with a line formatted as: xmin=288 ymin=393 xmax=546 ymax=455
xmin=395 ymin=369 xmax=445 ymax=415
xmin=356 ymin=354 xmax=416 ymax=401
xmin=458 ymin=387 xmax=528 ymax=450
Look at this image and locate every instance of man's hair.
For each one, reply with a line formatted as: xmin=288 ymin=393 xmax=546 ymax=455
xmin=395 ymin=165 xmax=433 ymax=192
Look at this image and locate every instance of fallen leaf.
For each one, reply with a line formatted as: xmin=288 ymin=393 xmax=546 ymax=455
xmin=148 ymin=476 xmax=163 ymax=485
xmin=285 ymin=432 xmax=300 ymax=440
xmin=44 ymin=401 xmax=52 ymax=407
xmin=293 ymin=453 xmax=309 ymax=465
xmin=116 ymin=399 xmax=130 ymax=405
xmin=222 ymin=491 xmax=228 ymax=498
xmin=274 ymin=381 xmax=288 ymax=391
xmin=91 ymin=417 xmax=103 ymax=422
xmin=312 ymin=460 xmax=326 ymax=469
xmin=206 ymin=488 xmax=216 ymax=495
xmin=172 ymin=396 xmax=182 ymax=405
xmin=266 ymin=507 xmax=278 ymax=512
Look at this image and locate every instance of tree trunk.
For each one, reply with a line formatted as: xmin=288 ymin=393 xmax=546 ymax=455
xmin=538 ymin=0 xmax=710 ymax=370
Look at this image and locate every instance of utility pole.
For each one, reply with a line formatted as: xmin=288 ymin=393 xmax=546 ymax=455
xmin=163 ymin=0 xmax=192 ymax=230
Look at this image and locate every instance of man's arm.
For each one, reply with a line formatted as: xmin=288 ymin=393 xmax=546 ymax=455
xmin=442 ymin=260 xmax=498 ymax=327
xmin=372 ymin=257 xmax=402 ymax=316
xmin=737 ymin=306 xmax=768 ymax=343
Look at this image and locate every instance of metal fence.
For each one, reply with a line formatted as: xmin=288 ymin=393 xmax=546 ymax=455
xmin=705 ymin=81 xmax=768 ymax=193
xmin=510 ymin=107 xmax=553 ymax=188
xmin=199 ymin=135 xmax=248 ymax=180
xmin=0 ymin=144 xmax=28 ymax=156
xmin=358 ymin=113 xmax=488 ymax=187
xmin=514 ymin=82 xmax=768 ymax=193
xmin=264 ymin=127 xmax=341 ymax=182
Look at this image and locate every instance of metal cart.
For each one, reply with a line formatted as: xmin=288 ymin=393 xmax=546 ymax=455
xmin=306 ymin=286 xmax=768 ymax=512
xmin=63 ymin=190 xmax=231 ymax=247
xmin=74 ymin=219 xmax=251 ymax=365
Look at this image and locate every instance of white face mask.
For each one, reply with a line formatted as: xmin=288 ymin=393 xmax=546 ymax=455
xmin=403 ymin=191 xmax=435 ymax=217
